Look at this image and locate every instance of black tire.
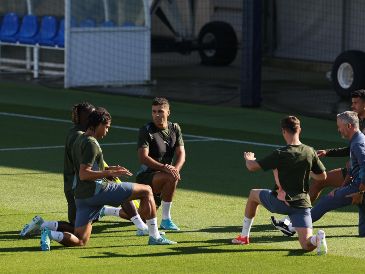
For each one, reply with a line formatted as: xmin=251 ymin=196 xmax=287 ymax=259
xmin=198 ymin=21 xmax=238 ymax=66
xmin=332 ymin=50 xmax=365 ymax=98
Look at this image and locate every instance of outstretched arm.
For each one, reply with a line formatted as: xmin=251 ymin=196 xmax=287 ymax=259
xmin=79 ymin=164 xmax=132 ymax=181
xmin=244 ymin=152 xmax=261 ymax=172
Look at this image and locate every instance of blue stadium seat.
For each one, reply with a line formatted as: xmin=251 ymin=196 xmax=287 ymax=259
xmin=53 ymin=18 xmax=64 ymax=47
xmin=79 ymin=18 xmax=96 ymax=28
xmin=100 ymin=20 xmax=115 ymax=27
xmin=17 ymin=14 xmax=39 ymax=45
xmin=0 ymin=13 xmax=20 ymax=43
xmin=38 ymin=16 xmax=58 ymax=46
xmin=122 ymin=21 xmax=135 ymax=27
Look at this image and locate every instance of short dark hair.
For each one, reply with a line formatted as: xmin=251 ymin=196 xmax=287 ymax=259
xmin=152 ymin=97 xmax=170 ymax=107
xmin=87 ymin=107 xmax=111 ymax=130
xmin=281 ymin=116 xmax=301 ymax=134
xmin=351 ymin=89 xmax=365 ymax=99
xmin=71 ymin=102 xmax=95 ymax=128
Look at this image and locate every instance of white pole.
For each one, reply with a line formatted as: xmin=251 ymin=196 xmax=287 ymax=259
xmin=33 ymin=46 xmax=39 ymax=78
xmin=64 ymin=0 xmax=70 ymax=88
xmin=26 ymin=0 xmax=33 ymax=15
xmin=103 ymin=0 xmax=110 ymax=22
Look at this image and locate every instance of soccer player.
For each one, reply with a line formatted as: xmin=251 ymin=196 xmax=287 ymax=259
xmin=273 ymin=111 xmax=365 ymax=237
xmin=308 ymin=90 xmax=365 ymax=202
xmin=273 ymin=90 xmax=365 ymax=236
xmin=232 ymin=116 xmax=328 ymax=255
xmin=40 ymin=107 xmax=176 ymax=251
xmin=136 ymin=97 xmax=185 ymax=231
xmin=20 ymin=103 xmax=145 ymax=237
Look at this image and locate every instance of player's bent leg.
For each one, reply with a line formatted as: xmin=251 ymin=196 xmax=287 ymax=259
xmin=150 ymin=173 xmax=180 ymax=231
xmin=128 ymin=183 xmax=176 ymax=244
xmin=232 ymin=189 xmax=263 ymax=245
xmin=56 ymin=221 xmax=74 ymax=233
xmin=311 ymin=183 xmax=358 ymax=222
xmin=40 ymin=223 xmax=92 ymax=251
xmin=151 ymin=172 xmax=178 ymax=202
xmin=64 ymin=189 xmax=76 ymax=225
xmin=128 ymin=183 xmax=156 ymax=219
xmin=245 ymin=189 xmax=262 ymax=218
xmin=296 ymin=227 xmax=315 ymax=251
xmin=309 ymin=168 xmax=344 ymax=202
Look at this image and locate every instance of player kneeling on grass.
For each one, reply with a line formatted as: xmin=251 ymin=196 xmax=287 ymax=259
xmin=39 ymin=107 xmax=176 ymax=251
xmin=232 ymin=116 xmax=328 ymax=255
xmin=20 ymin=103 xmax=146 ymax=238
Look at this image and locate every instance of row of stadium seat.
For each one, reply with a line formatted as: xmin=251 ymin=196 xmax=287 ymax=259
xmin=0 ymin=13 xmax=135 ymax=48
xmin=0 ymin=13 xmax=65 ymax=47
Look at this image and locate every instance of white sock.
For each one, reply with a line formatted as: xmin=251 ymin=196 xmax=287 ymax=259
xmin=50 ymin=231 xmax=64 ymax=242
xmin=161 ymin=201 xmax=172 ymax=220
xmin=146 ymin=217 xmax=160 ymax=239
xmin=310 ymin=235 xmax=317 ymax=246
xmin=130 ymin=214 xmax=148 ymax=230
xmin=240 ymin=217 xmax=254 ymax=237
xmin=41 ymin=221 xmax=58 ymax=231
xmin=103 ymin=206 xmax=121 ymax=217
xmin=287 ymin=222 xmax=296 ymax=233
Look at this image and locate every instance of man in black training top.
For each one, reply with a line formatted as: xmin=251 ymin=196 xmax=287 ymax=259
xmin=136 ymin=97 xmax=186 ymax=231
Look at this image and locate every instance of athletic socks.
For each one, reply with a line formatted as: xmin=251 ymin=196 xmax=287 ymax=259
xmin=146 ymin=217 xmax=160 ymax=239
xmin=161 ymin=201 xmax=172 ymax=220
xmin=41 ymin=221 xmax=58 ymax=231
xmin=50 ymin=231 xmax=64 ymax=242
xmin=130 ymin=214 xmax=148 ymax=230
xmin=241 ymin=217 xmax=254 ymax=237
xmin=103 ymin=206 xmax=121 ymax=217
xmin=310 ymin=235 xmax=317 ymax=246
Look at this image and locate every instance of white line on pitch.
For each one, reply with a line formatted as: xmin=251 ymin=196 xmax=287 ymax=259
xmin=0 ymin=139 xmax=215 ymax=152
xmin=0 ymin=112 xmax=281 ymax=148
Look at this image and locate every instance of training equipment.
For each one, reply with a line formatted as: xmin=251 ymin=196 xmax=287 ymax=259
xmin=160 ymin=218 xmax=180 ymax=231
xmin=19 ymin=215 xmax=44 ymax=237
xmin=148 ymin=236 xmax=177 ymax=245
xmin=316 ymin=230 xmax=328 ymax=255
xmin=270 ymin=216 xmax=296 ymax=237
xmin=40 ymin=227 xmax=51 ymax=251
xmin=232 ymin=235 xmax=250 ymax=245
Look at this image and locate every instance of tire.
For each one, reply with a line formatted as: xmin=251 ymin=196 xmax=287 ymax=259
xmin=332 ymin=50 xmax=365 ymax=98
xmin=198 ymin=21 xmax=238 ymax=66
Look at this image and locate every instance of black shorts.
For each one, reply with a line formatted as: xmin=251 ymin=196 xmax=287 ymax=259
xmin=136 ymin=171 xmax=162 ymax=208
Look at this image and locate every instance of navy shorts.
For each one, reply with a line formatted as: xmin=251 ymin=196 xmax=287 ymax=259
xmin=259 ymin=189 xmax=312 ymax=228
xmin=75 ymin=182 xmax=134 ymax=228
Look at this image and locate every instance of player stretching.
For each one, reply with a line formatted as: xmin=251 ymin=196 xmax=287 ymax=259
xmin=232 ymin=116 xmax=328 ymax=255
xmin=38 ymin=107 xmax=176 ymax=250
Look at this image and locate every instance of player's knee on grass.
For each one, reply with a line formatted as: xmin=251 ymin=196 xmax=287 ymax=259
xmin=296 ymin=228 xmax=315 ymax=251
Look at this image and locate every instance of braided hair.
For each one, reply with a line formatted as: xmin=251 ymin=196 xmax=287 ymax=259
xmin=71 ymin=102 xmax=95 ymax=130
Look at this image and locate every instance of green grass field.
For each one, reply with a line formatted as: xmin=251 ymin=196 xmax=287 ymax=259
xmin=1 ymin=81 xmax=365 ymax=273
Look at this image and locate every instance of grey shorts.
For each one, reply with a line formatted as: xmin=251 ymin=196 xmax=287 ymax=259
xmin=75 ymin=182 xmax=134 ymax=228
xmin=259 ymin=189 xmax=312 ymax=228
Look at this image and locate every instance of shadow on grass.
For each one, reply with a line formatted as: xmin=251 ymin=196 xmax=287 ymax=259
xmin=186 ymin=224 xmax=276 ymax=234
xmin=92 ymin=220 xmax=131 ymax=234
xmin=81 ymin=244 xmax=306 ymax=259
xmin=0 ymin=230 xmax=23 ymax=241
xmin=313 ymin=224 xmax=357 ymax=229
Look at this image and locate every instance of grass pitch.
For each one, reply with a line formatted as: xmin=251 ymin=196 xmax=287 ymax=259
xmin=0 ymin=81 xmax=365 ymax=273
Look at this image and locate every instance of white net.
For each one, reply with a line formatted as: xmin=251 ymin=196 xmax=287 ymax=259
xmin=66 ymin=0 xmax=150 ymax=87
